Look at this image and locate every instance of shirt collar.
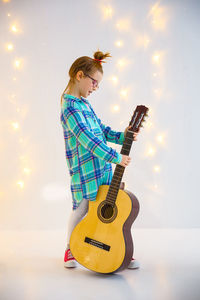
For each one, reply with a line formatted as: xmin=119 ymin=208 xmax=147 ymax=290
xmin=63 ymin=94 xmax=89 ymax=104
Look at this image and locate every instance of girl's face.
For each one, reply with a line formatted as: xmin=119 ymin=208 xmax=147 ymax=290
xmin=79 ymin=70 xmax=103 ymax=98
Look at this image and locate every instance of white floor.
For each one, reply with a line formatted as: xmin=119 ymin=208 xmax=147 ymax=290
xmin=0 ymin=229 xmax=200 ymax=300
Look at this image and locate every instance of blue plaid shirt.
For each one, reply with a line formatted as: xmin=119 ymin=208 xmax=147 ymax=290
xmin=60 ymin=94 xmax=125 ymax=209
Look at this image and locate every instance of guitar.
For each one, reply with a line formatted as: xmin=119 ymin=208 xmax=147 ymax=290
xmin=70 ymin=105 xmax=149 ymax=274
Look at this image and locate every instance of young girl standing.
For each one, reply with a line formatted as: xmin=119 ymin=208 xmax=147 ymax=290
xmin=60 ymin=50 xmax=140 ymax=270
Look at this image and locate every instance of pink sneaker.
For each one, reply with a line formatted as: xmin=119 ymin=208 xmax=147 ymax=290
xmin=127 ymin=258 xmax=140 ymax=269
xmin=64 ymin=248 xmax=77 ymax=268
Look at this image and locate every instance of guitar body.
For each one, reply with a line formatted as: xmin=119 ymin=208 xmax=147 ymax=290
xmin=70 ymin=185 xmax=140 ymax=274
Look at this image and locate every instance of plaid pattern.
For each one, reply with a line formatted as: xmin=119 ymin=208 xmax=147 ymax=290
xmin=60 ymin=94 xmax=125 ymax=209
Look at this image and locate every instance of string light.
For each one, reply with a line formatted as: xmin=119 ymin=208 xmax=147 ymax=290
xmin=6 ymin=43 xmax=14 ymax=51
xmin=112 ymin=105 xmax=120 ymax=112
xmin=17 ymin=181 xmax=24 ymax=189
xmin=156 ymin=134 xmax=164 ymax=144
xmin=117 ymin=58 xmax=129 ymax=68
xmin=101 ymin=5 xmax=114 ymax=19
xmin=147 ymin=146 xmax=156 ymax=156
xmin=23 ymin=168 xmax=31 ymax=175
xmin=115 ymin=40 xmax=124 ymax=47
xmin=14 ymin=59 xmax=23 ymax=69
xmin=116 ymin=19 xmax=131 ymax=32
xmin=120 ymin=89 xmax=128 ymax=98
xmin=10 ymin=24 xmax=19 ymax=33
xmin=11 ymin=122 xmax=19 ymax=130
xmin=148 ymin=2 xmax=168 ymax=31
xmin=154 ymin=165 xmax=160 ymax=172
xmin=110 ymin=76 xmax=119 ymax=84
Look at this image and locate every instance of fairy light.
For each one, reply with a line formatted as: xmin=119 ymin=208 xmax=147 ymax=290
xmin=148 ymin=2 xmax=168 ymax=31
xmin=6 ymin=43 xmax=14 ymax=51
xmin=2 ymin=0 xmax=10 ymax=2
xmin=14 ymin=59 xmax=23 ymax=69
xmin=147 ymin=146 xmax=156 ymax=156
xmin=153 ymin=73 xmax=158 ymax=77
xmin=117 ymin=58 xmax=129 ymax=68
xmin=111 ymin=76 xmax=118 ymax=84
xmin=154 ymin=165 xmax=160 ymax=172
xmin=120 ymin=89 xmax=128 ymax=98
xmin=152 ymin=53 xmax=161 ymax=64
xmin=23 ymin=168 xmax=31 ymax=175
xmin=10 ymin=24 xmax=18 ymax=33
xmin=7 ymin=13 xmax=11 ymax=17
xmin=11 ymin=122 xmax=19 ymax=130
xmin=115 ymin=40 xmax=124 ymax=47
xmin=112 ymin=105 xmax=120 ymax=112
xmin=154 ymin=88 xmax=162 ymax=97
xmin=17 ymin=181 xmax=24 ymax=189
xmin=116 ymin=19 xmax=131 ymax=32
xmin=101 ymin=5 xmax=114 ymax=19
xmin=156 ymin=134 xmax=164 ymax=144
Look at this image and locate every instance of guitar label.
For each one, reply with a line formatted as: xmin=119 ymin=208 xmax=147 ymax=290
xmin=84 ymin=237 xmax=110 ymax=251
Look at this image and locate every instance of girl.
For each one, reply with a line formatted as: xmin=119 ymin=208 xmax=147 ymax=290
xmin=60 ymin=50 xmax=140 ymax=270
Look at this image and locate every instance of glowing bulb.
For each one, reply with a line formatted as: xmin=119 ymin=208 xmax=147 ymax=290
xmin=13 ymin=77 xmax=17 ymax=81
xmin=147 ymin=146 xmax=155 ymax=156
xmin=115 ymin=40 xmax=124 ymax=47
xmin=11 ymin=24 xmax=18 ymax=33
xmin=157 ymin=135 xmax=164 ymax=144
xmin=111 ymin=76 xmax=118 ymax=84
xmin=24 ymin=168 xmax=31 ymax=174
xmin=116 ymin=19 xmax=131 ymax=31
xmin=112 ymin=105 xmax=120 ymax=112
xmin=3 ymin=0 xmax=10 ymax=2
xmin=153 ymin=73 xmax=158 ymax=77
xmin=120 ymin=89 xmax=128 ymax=98
xmin=152 ymin=54 xmax=161 ymax=63
xmin=11 ymin=122 xmax=19 ymax=130
xmin=154 ymin=165 xmax=160 ymax=172
xmin=102 ymin=5 xmax=113 ymax=19
xmin=117 ymin=58 xmax=128 ymax=68
xmin=148 ymin=3 xmax=168 ymax=30
xmin=14 ymin=59 xmax=21 ymax=68
xmin=7 ymin=13 xmax=11 ymax=17
xmin=6 ymin=43 xmax=14 ymax=51
xmin=17 ymin=181 xmax=24 ymax=189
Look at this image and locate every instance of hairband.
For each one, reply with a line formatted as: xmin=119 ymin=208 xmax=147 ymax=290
xmin=93 ymin=58 xmax=105 ymax=64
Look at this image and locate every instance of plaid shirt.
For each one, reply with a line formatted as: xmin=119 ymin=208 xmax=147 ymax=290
xmin=60 ymin=94 xmax=125 ymax=209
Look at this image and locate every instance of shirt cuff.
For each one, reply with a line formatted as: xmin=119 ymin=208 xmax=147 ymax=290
xmin=112 ymin=152 xmax=122 ymax=164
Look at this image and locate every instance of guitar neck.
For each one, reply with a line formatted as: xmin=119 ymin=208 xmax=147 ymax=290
xmin=106 ymin=130 xmax=134 ymax=205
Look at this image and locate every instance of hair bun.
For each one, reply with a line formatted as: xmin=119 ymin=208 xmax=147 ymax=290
xmin=93 ymin=50 xmax=112 ymax=63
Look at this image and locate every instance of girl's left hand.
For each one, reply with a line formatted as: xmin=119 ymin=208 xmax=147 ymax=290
xmin=124 ymin=126 xmax=139 ymax=141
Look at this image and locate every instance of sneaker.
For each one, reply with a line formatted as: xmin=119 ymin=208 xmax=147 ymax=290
xmin=127 ymin=258 xmax=140 ymax=269
xmin=64 ymin=248 xmax=77 ymax=268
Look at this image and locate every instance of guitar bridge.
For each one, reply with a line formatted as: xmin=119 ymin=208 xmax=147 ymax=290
xmin=84 ymin=237 xmax=110 ymax=251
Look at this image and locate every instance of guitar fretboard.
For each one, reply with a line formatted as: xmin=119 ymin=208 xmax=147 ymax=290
xmin=106 ymin=130 xmax=134 ymax=206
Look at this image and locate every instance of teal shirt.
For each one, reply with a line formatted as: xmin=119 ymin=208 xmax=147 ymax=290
xmin=60 ymin=94 xmax=125 ymax=209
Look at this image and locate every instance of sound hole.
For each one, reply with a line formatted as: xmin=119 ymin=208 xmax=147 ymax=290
xmin=101 ymin=204 xmax=114 ymax=219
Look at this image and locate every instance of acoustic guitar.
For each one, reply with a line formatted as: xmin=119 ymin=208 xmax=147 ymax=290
xmin=70 ymin=105 xmax=149 ymax=274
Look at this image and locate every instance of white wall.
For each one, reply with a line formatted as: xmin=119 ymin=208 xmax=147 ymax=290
xmin=0 ymin=0 xmax=199 ymax=229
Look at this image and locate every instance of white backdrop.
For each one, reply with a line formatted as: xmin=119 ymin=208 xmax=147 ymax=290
xmin=0 ymin=0 xmax=199 ymax=230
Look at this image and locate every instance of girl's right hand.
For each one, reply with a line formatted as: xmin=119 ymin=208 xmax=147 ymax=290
xmin=119 ymin=155 xmax=131 ymax=167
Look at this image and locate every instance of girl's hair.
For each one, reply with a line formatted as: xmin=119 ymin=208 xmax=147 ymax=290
xmin=61 ymin=50 xmax=111 ymax=105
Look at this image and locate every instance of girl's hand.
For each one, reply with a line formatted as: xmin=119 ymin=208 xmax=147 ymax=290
xmin=119 ymin=155 xmax=131 ymax=167
xmin=124 ymin=126 xmax=139 ymax=141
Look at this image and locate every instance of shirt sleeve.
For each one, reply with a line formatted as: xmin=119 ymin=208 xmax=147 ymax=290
xmin=62 ymin=106 xmax=122 ymax=164
xmin=97 ymin=118 xmax=125 ymax=145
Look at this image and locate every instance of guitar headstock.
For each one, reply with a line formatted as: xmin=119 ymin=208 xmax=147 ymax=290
xmin=129 ymin=105 xmax=149 ymax=132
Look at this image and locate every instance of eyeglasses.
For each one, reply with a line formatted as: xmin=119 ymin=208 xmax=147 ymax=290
xmin=84 ymin=73 xmax=99 ymax=88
